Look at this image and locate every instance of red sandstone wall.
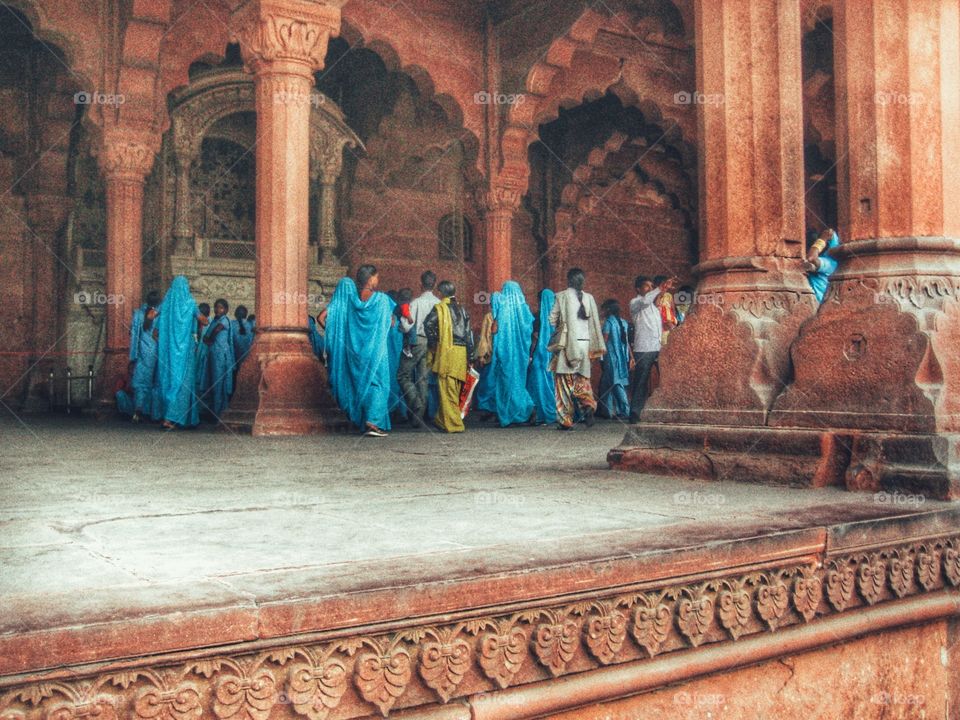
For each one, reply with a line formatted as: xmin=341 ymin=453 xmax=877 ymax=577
xmin=547 ymin=620 xmax=955 ymax=720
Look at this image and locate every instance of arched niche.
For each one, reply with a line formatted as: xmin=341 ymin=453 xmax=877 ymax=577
xmin=158 ymin=68 xmax=363 ymax=313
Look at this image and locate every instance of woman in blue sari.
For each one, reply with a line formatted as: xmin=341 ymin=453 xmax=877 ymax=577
xmin=232 ymin=306 xmax=254 ymax=364
xmin=486 ymin=280 xmax=535 ymax=426
xmin=129 ymin=290 xmax=160 ymax=422
xmin=156 ymin=276 xmax=202 ymax=429
xmin=598 ymin=299 xmax=631 ymax=419
xmin=526 ymin=288 xmax=557 ymax=425
xmin=201 ymin=298 xmax=235 ymax=417
xmin=805 ymin=228 xmax=841 ymax=303
xmin=323 ymin=266 xmax=396 ymax=436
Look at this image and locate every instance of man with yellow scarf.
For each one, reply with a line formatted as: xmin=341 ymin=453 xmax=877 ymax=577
xmin=423 ymin=280 xmax=476 ymax=432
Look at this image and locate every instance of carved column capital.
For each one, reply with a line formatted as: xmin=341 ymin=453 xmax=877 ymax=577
xmin=98 ymin=136 xmax=156 ymax=183
xmin=481 ymin=182 xmax=523 ymax=215
xmin=231 ymin=0 xmax=345 ymax=75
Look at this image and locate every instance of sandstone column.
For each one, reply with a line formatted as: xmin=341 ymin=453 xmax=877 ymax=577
xmin=769 ymin=0 xmax=960 ymax=498
xmin=221 ymin=0 xmax=345 ymax=435
xmin=483 ymin=184 xmax=521 ymax=293
xmin=638 ymin=0 xmax=815 ymax=426
xmin=609 ymin=0 xmax=819 ymax=479
xmin=96 ymin=133 xmax=155 ymax=406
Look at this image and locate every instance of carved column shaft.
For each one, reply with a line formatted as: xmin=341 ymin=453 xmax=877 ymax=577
xmin=767 ymin=0 xmax=960 ymax=499
xmin=637 ymin=0 xmax=814 ymax=426
xmin=317 ymin=173 xmax=337 ymax=263
xmin=97 ymin=137 xmax=155 ymax=404
xmin=484 ymin=185 xmax=521 ymax=292
xmin=221 ymin=0 xmax=345 ymax=435
xmin=172 ymin=153 xmax=193 ymax=255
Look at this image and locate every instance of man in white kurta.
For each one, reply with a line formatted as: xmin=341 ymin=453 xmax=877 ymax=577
xmin=548 ymin=268 xmax=606 ymax=430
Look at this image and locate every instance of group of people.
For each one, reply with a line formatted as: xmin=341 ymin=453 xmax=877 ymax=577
xmin=117 ymin=226 xmax=841 ymax=435
xmin=314 ymin=266 xmax=687 ymax=436
xmin=115 ymin=277 xmax=256 ymax=429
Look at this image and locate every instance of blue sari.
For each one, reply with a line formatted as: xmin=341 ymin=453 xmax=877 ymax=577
xmin=308 ymin=315 xmax=325 ymax=359
xmin=204 ymin=315 xmax=235 ymax=416
xmin=156 ymin=276 xmax=200 ymax=427
xmin=808 ymin=230 xmax=841 ymax=303
xmin=526 ymin=289 xmax=557 ymax=424
xmin=232 ymin=318 xmax=254 ymax=364
xmin=324 ymin=278 xmax=396 ymax=431
xmin=129 ymin=304 xmax=158 ymax=416
xmin=488 ymin=281 xmax=535 ymax=426
xmin=475 ymin=293 xmax=501 ymax=414
xmin=599 ymin=315 xmax=630 ymax=418
xmin=387 ymin=320 xmax=407 ymax=416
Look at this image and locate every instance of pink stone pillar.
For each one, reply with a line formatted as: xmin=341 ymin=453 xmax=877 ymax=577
xmin=483 ymin=185 xmax=521 ymax=293
xmin=769 ymin=0 xmax=960 ymax=497
xmin=222 ymin=0 xmax=345 ymax=435
xmin=639 ymin=0 xmax=815 ymax=426
xmin=96 ymin=135 xmax=155 ymax=405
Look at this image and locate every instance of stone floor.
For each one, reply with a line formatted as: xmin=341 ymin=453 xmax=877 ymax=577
xmin=1 ymin=413 xmax=957 ymax=673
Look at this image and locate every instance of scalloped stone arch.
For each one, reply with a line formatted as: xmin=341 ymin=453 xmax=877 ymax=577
xmin=499 ymin=3 xmax=694 ymax=194
xmin=339 ymin=14 xmax=485 ymax=178
xmin=2 ymin=0 xmax=96 ymax=96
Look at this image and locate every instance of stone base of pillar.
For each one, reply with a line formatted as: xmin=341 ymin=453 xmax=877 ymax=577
xmin=608 ymin=424 xmax=960 ymax=500
xmin=641 ymin=257 xmax=817 ymax=425
xmin=220 ymin=329 xmax=347 ymax=436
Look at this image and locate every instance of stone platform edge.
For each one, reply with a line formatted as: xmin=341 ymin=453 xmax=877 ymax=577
xmin=1 ymin=516 xmax=959 ymax=720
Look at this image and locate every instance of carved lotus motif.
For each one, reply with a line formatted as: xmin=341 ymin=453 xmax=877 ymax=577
xmin=944 ymin=548 xmax=960 ymax=587
xmin=213 ymin=671 xmax=277 ymax=720
xmin=583 ymin=608 xmax=627 ymax=664
xmin=826 ymin=562 xmax=856 ymax=611
xmin=888 ymin=553 xmax=915 ymax=598
xmin=717 ymin=587 xmax=752 ymax=640
xmin=533 ymin=620 xmax=579 ymax=676
xmin=858 ymin=556 xmax=886 ymax=605
xmin=133 ymin=685 xmax=202 ymax=720
xmin=287 ymin=659 xmax=348 ymax=720
xmin=676 ymin=594 xmax=714 ymax=647
xmin=756 ymin=581 xmax=789 ymax=631
xmin=418 ymin=636 xmax=471 ymax=702
xmin=354 ymin=646 xmax=412 ymax=716
xmin=792 ymin=572 xmax=823 ymax=622
xmin=916 ymin=551 xmax=940 ymax=591
xmin=478 ymin=628 xmax=526 ymax=689
xmin=632 ymin=600 xmax=672 ymax=657
xmin=48 ymin=700 xmax=119 ymax=720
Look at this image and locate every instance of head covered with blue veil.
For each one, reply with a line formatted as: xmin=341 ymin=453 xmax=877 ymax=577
xmin=489 ymin=280 xmax=535 ymax=426
xmin=526 ymin=288 xmax=557 ymax=424
xmin=808 ymin=228 xmax=842 ymax=303
xmin=323 ymin=276 xmax=396 ymax=430
xmin=156 ymin=275 xmax=200 ymax=426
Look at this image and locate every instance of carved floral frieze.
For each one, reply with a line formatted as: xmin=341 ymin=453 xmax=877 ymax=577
xmin=3 ymin=536 xmax=959 ymax=720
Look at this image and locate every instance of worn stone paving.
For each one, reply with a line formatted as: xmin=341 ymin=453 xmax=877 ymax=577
xmin=0 ymin=414 xmax=945 ymax=636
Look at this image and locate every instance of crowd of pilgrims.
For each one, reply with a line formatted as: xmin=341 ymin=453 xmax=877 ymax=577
xmin=115 ymin=263 xmax=696 ymax=436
